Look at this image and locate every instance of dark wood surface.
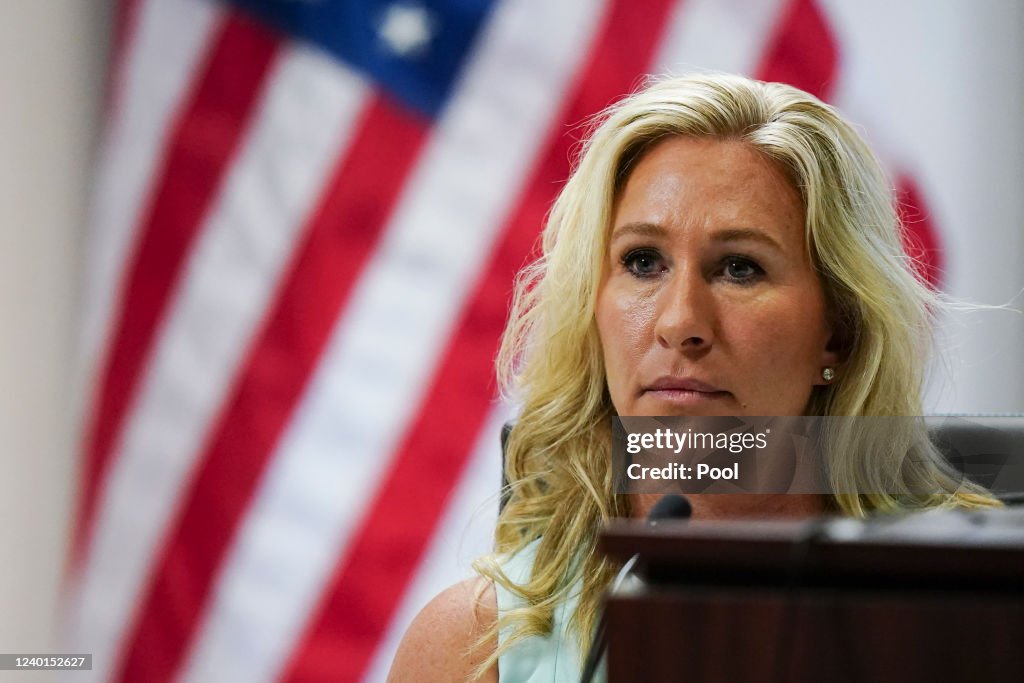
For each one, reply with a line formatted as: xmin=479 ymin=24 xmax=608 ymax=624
xmin=601 ymin=512 xmax=1024 ymax=682
xmin=601 ymin=514 xmax=1024 ymax=588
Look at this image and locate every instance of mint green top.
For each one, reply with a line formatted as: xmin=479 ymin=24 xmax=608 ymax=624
xmin=494 ymin=540 xmax=604 ymax=682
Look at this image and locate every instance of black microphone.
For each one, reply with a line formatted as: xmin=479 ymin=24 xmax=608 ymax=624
xmin=647 ymin=493 xmax=693 ymax=525
xmin=579 ymin=495 xmax=692 ymax=682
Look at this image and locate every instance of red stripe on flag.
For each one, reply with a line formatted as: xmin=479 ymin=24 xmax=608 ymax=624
xmin=105 ymin=0 xmax=144 ymax=117
xmin=76 ymin=14 xmax=279 ymax=561
xmin=111 ymin=95 xmax=430 ymax=683
xmin=112 ymin=0 xmax=141 ymax=61
xmin=279 ymin=1 xmax=679 ymax=680
xmin=756 ymin=0 xmax=838 ymax=99
xmin=896 ymin=175 xmax=944 ymax=288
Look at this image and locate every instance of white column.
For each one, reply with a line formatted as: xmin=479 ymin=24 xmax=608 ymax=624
xmin=0 ymin=1 xmax=111 ymax=680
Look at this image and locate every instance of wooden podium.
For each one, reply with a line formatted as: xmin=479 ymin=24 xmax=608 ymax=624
xmin=599 ymin=510 xmax=1024 ymax=682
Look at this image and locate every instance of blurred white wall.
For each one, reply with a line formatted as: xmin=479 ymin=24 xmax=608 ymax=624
xmin=0 ymin=0 xmax=111 ymax=676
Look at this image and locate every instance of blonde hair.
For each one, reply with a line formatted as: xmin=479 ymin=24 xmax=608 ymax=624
xmin=473 ymin=73 xmax=999 ymax=670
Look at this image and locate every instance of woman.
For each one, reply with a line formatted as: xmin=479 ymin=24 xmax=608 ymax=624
xmin=387 ymin=73 xmax=999 ymax=682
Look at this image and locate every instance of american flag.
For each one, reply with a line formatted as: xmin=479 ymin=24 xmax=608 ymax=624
xmin=63 ymin=0 xmax=1020 ymax=681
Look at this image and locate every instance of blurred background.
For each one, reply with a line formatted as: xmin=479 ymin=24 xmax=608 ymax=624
xmin=1 ymin=0 xmax=1022 ymax=682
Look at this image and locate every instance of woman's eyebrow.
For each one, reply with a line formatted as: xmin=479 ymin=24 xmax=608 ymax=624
xmin=610 ymin=222 xmax=667 ymax=241
xmin=611 ymin=223 xmax=784 ymax=250
xmin=711 ymin=227 xmax=783 ymax=250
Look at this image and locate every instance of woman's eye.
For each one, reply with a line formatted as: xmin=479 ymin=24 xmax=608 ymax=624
xmin=622 ymin=249 xmax=663 ymax=277
xmin=722 ymin=256 xmax=762 ymax=282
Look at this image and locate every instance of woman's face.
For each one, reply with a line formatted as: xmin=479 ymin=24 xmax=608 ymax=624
xmin=596 ymin=136 xmax=838 ymax=417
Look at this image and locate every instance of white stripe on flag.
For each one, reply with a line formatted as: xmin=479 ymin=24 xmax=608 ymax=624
xmin=76 ymin=0 xmax=222 ymax=430
xmin=65 ymin=45 xmax=370 ymax=683
xmin=176 ymin=1 xmax=611 ymax=680
xmin=815 ymin=1 xmax=908 ymax=165
xmin=652 ymin=0 xmax=788 ymax=76
xmin=363 ymin=403 xmax=509 ymax=683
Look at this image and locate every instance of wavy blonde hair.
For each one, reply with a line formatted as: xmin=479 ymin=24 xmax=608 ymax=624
xmin=473 ymin=73 xmax=999 ymax=670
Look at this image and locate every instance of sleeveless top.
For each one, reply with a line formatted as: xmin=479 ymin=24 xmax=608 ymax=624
xmin=494 ymin=540 xmax=606 ymax=682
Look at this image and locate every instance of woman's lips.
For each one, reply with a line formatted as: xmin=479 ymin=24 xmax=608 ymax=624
xmin=641 ymin=377 xmax=732 ymax=405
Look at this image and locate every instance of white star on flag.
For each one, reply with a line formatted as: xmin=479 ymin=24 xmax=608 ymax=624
xmin=378 ymin=3 xmax=435 ymax=57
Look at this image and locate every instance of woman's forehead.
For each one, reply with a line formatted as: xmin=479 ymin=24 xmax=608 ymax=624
xmin=610 ymin=136 xmax=805 ymax=248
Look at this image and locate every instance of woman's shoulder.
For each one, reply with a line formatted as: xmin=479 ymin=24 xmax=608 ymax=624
xmin=387 ymin=576 xmax=498 ymax=683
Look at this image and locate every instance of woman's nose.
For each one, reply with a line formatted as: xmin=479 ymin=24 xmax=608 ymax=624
xmin=653 ymin=271 xmax=714 ymax=351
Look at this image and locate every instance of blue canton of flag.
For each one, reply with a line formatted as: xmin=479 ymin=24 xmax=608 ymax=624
xmin=223 ymin=0 xmax=497 ymax=116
